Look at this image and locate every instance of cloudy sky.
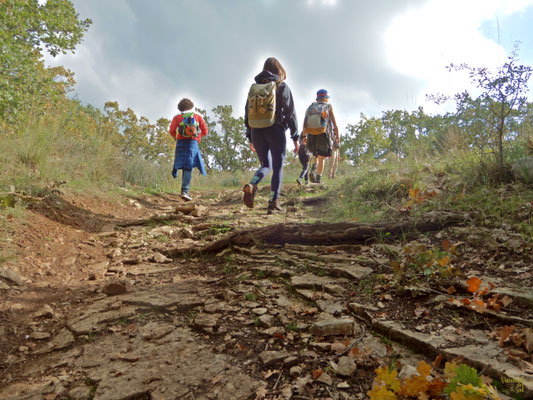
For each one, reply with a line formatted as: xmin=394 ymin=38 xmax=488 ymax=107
xmin=45 ymin=0 xmax=533 ymax=135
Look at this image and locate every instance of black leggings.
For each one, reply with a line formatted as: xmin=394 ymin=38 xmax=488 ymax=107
xmin=298 ymin=147 xmax=309 ymax=180
xmin=250 ymin=125 xmax=286 ymax=201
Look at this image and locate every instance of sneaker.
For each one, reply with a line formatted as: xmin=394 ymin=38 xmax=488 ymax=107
xmin=296 ymin=178 xmax=303 ymax=186
xmin=267 ymin=200 xmax=285 ymax=215
xmin=309 ymin=164 xmax=317 ymax=183
xmin=316 ymin=175 xmax=322 ymax=184
xmin=242 ymin=183 xmax=257 ymax=208
xmin=181 ymin=191 xmax=192 ymax=202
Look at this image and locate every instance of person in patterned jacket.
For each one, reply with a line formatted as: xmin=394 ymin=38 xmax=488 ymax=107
xmin=169 ymin=98 xmax=208 ymax=201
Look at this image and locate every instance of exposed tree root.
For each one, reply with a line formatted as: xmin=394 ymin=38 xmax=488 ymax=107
xmin=165 ymin=211 xmax=467 ymax=257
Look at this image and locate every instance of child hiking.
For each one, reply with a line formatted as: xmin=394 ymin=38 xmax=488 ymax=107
xmin=297 ymin=132 xmax=310 ymax=185
xmin=169 ymin=98 xmax=208 ymax=201
xmin=243 ymin=57 xmax=299 ymax=214
xmin=303 ymin=89 xmax=339 ymax=184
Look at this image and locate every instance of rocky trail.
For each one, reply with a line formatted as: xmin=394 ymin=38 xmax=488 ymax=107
xmin=0 ymin=186 xmax=532 ymax=400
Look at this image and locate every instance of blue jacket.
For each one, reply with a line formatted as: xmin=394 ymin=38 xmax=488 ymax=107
xmin=244 ymin=70 xmax=298 ymax=142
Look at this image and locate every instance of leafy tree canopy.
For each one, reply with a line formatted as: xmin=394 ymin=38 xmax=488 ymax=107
xmin=0 ymin=0 xmax=91 ymax=125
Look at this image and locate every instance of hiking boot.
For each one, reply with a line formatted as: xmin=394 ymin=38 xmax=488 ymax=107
xmin=267 ymin=200 xmax=285 ymax=215
xmin=181 ymin=191 xmax=192 ymax=202
xmin=309 ymin=164 xmax=317 ymax=183
xmin=242 ymin=183 xmax=257 ymax=208
xmin=316 ymin=175 xmax=322 ymax=184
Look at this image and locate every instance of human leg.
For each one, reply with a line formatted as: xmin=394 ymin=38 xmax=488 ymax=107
xmin=297 ymin=149 xmax=309 ymax=185
xmin=244 ymin=130 xmax=272 ymax=208
xmin=181 ymin=169 xmax=193 ymax=201
xmin=264 ymin=127 xmax=286 ymax=202
xmin=316 ymin=155 xmax=327 ymax=183
xmin=331 ymin=148 xmax=339 ymax=178
xmin=250 ymin=131 xmax=272 ymax=185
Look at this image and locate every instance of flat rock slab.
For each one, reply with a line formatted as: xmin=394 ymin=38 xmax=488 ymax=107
xmin=326 ymin=264 xmax=373 ymax=280
xmin=316 ymin=300 xmax=344 ymax=315
xmin=0 ymin=380 xmax=54 ymax=400
xmin=67 ymin=307 xmax=137 ymax=335
xmin=291 ymin=274 xmax=348 ymax=293
xmin=310 ymin=318 xmax=356 ymax=337
xmin=139 ymin=322 xmax=174 ymax=341
xmin=120 ymin=282 xmax=209 ymax=311
xmin=491 ymin=287 xmax=533 ymax=307
xmin=34 ymin=328 xmax=75 ymax=355
xmin=73 ymin=326 xmax=259 ymax=400
xmin=125 ymin=264 xmax=179 ymax=277
xmin=372 ymin=318 xmax=533 ymax=397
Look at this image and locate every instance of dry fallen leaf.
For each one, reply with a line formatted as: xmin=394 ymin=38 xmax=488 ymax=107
xmin=264 ymin=369 xmax=279 ymax=379
xmin=501 ymin=295 xmax=513 ymax=307
xmin=312 ymin=369 xmax=323 ymax=380
xmin=446 ymin=286 xmax=456 ymax=294
xmin=499 ymin=325 xmax=516 ymax=347
xmin=466 ymin=276 xmax=482 ymax=293
xmin=255 ymin=386 xmax=268 ymax=399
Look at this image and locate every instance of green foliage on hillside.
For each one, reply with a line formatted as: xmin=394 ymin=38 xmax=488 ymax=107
xmin=0 ymin=1 xmax=532 ymax=199
xmin=0 ymin=0 xmax=91 ymax=126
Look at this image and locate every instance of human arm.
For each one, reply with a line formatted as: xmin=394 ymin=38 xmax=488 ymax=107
xmin=244 ymin=98 xmax=252 ymax=142
xmin=169 ymin=115 xmax=180 ymax=140
xmin=279 ymin=83 xmax=298 ymax=142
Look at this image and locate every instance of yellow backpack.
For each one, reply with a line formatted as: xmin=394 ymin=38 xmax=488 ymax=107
xmin=247 ymin=81 xmax=277 ymax=128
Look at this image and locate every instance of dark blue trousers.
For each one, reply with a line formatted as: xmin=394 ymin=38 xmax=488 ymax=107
xmin=250 ymin=125 xmax=286 ymax=201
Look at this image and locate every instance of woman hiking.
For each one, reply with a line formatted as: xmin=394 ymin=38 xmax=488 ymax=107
xmin=243 ymin=57 xmax=299 ymax=214
xmin=169 ymin=98 xmax=208 ymax=201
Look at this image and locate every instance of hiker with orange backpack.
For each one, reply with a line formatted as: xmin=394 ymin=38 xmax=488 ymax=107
xmin=169 ymin=98 xmax=208 ymax=201
xmin=243 ymin=57 xmax=299 ymax=214
xmin=303 ymin=89 xmax=339 ymax=184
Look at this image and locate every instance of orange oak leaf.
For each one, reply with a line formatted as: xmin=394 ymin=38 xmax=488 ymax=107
xmin=466 ymin=276 xmax=482 ymax=293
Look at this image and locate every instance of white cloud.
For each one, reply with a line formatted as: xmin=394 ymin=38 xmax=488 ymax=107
xmin=384 ymin=0 xmax=533 ymax=114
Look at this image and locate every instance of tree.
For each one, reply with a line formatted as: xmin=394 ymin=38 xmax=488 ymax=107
xmin=0 ymin=0 xmax=91 ymax=125
xmin=342 ymin=113 xmax=390 ymax=165
xmin=429 ymin=43 xmax=532 ymax=171
xmin=201 ymin=105 xmax=256 ymax=171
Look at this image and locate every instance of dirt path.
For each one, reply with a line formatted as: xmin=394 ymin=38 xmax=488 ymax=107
xmin=0 ymin=186 xmax=532 ymax=399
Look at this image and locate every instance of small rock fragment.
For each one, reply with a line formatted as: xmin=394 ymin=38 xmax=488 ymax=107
xmin=335 ymin=356 xmax=357 ymax=377
xmin=316 ymin=373 xmax=333 ymax=385
xmin=103 ymin=278 xmax=132 ymax=296
xmin=290 ymin=365 xmax=303 ymax=377
xmin=153 ymin=252 xmax=171 ymax=263
xmin=30 ymin=331 xmax=51 ymax=340
xmin=259 ymin=351 xmax=290 ymax=366
xmin=310 ymin=318 xmax=355 ymax=337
